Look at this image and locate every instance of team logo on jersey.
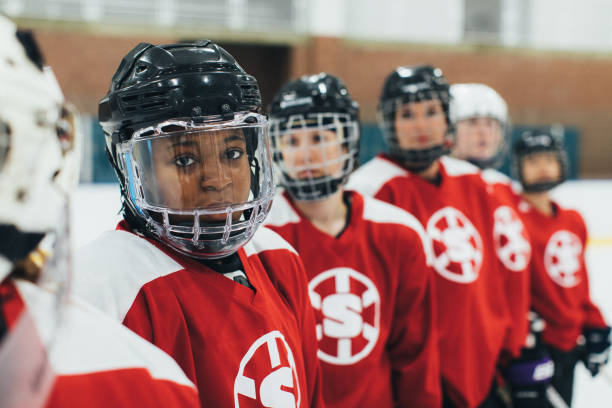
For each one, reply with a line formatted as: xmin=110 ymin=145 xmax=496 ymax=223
xmin=493 ymin=206 xmax=531 ymax=272
xmin=544 ymin=230 xmax=582 ymax=288
xmin=234 ymin=331 xmax=301 ymax=408
xmin=308 ymin=267 xmax=380 ymax=365
xmin=427 ymin=207 xmax=483 ymax=284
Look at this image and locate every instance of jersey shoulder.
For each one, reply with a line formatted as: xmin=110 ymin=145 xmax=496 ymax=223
xmin=346 ymin=155 xmax=408 ymax=197
xmin=263 ymin=192 xmax=301 ymax=228
xmin=360 ymin=195 xmax=434 ymax=265
xmin=15 ymin=280 xmax=195 ymax=389
xmin=481 ymin=168 xmax=523 ymax=194
xmin=245 ymin=225 xmax=299 ymax=258
xmin=439 ymin=156 xmax=481 ymax=177
xmin=72 ymin=230 xmax=183 ymax=322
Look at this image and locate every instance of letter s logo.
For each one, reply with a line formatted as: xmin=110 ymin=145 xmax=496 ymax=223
xmin=322 ymin=293 xmax=364 ymax=338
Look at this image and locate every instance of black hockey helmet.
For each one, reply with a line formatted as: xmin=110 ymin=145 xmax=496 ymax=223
xmin=98 ymin=40 xmax=275 ymax=259
xmin=378 ymin=65 xmax=453 ymax=171
xmin=268 ymin=73 xmax=360 ymax=201
xmin=512 ymin=126 xmax=568 ymax=192
xmin=99 ymin=40 xmax=261 ymax=146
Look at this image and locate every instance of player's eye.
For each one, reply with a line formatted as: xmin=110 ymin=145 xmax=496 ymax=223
xmin=311 ymin=133 xmax=323 ymax=144
xmin=173 ymin=154 xmax=198 ymax=168
xmin=426 ymin=106 xmax=440 ymax=116
xmin=225 ymin=148 xmax=244 ymax=160
xmin=285 ymin=135 xmax=300 ymax=147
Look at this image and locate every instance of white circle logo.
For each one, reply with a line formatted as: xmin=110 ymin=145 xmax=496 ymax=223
xmin=493 ymin=206 xmax=531 ymax=272
xmin=308 ymin=267 xmax=381 ymax=365
xmin=544 ymin=230 xmax=582 ymax=288
xmin=234 ymin=331 xmax=301 ymax=408
xmin=427 ymin=207 xmax=483 ymax=284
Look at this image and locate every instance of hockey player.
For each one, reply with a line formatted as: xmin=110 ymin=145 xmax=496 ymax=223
xmin=265 ymin=73 xmax=441 ymax=407
xmin=512 ymin=128 xmax=610 ymax=406
xmin=450 ymin=83 xmax=510 ymax=170
xmin=0 ymin=18 xmax=199 ymax=408
xmin=72 ymin=40 xmax=324 ymax=407
xmin=346 ymin=65 xmax=540 ymax=408
xmin=450 ymin=84 xmax=546 ymax=406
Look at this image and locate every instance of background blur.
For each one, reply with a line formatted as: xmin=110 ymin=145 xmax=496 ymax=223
xmin=3 ymin=0 xmax=612 ymax=180
xmin=3 ymin=2 xmax=611 ymax=406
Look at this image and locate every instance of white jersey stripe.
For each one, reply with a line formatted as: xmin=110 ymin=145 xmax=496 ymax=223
xmin=72 ymin=230 xmax=182 ymax=323
xmin=361 ymin=196 xmax=434 ymax=266
xmin=346 ymin=156 xmax=407 ymax=198
xmin=16 ymin=280 xmax=195 ymax=387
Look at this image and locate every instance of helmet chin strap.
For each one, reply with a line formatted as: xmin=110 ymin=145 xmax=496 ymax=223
xmin=391 ymin=144 xmax=448 ymax=173
xmin=522 ymin=180 xmax=562 ymax=193
xmin=284 ymin=173 xmax=346 ymax=202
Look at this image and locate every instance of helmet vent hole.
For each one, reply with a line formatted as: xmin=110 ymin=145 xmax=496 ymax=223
xmin=160 ymin=124 xmax=187 ymax=133
xmin=144 ymin=91 xmax=163 ymax=98
xmin=141 ymin=101 xmax=167 ymax=110
xmin=136 ymin=65 xmax=148 ymax=74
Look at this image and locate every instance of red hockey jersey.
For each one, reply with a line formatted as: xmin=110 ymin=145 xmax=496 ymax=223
xmin=72 ymin=222 xmax=324 ymax=408
xmin=518 ymin=200 xmax=607 ymax=351
xmin=0 ymin=278 xmax=199 ymax=408
xmin=264 ymin=191 xmax=441 ymax=408
xmin=347 ymin=155 xmax=529 ymax=408
xmin=481 ymin=169 xmax=532 ymax=353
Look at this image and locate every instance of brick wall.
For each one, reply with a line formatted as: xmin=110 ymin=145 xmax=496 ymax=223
xmin=33 ymin=30 xmax=612 ymax=177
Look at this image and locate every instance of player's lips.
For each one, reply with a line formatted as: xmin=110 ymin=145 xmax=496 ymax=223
xmin=415 ymin=134 xmax=430 ymax=144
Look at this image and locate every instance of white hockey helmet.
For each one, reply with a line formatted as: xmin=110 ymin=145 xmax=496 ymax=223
xmin=450 ymin=83 xmax=508 ymax=125
xmin=450 ymin=83 xmax=509 ymax=168
xmin=0 ymin=16 xmax=80 ymax=282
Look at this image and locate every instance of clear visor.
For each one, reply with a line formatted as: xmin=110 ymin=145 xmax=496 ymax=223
xmin=269 ymin=113 xmax=358 ymax=192
xmin=116 ymin=113 xmax=275 ymax=255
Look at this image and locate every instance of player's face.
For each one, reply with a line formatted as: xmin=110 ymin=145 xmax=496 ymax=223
xmin=454 ymin=117 xmax=503 ymax=161
xmin=279 ymin=128 xmax=345 ymax=179
xmin=521 ymin=152 xmax=562 ymax=185
xmin=394 ymin=99 xmax=448 ymax=150
xmin=147 ymin=129 xmax=251 ymax=223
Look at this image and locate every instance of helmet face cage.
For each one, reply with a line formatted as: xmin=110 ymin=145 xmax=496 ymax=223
xmin=378 ymin=89 xmax=453 ymax=171
xmin=270 ymin=112 xmax=359 ymax=201
xmin=116 ymin=112 xmax=275 ymax=259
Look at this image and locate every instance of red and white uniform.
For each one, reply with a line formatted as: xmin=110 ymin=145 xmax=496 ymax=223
xmin=72 ymin=221 xmax=324 ymax=408
xmin=518 ymin=200 xmax=607 ymax=351
xmin=264 ymin=191 xmax=441 ymax=408
xmin=481 ymin=169 xmax=532 ymax=353
xmin=347 ymin=155 xmax=529 ymax=408
xmin=0 ymin=278 xmax=199 ymax=408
